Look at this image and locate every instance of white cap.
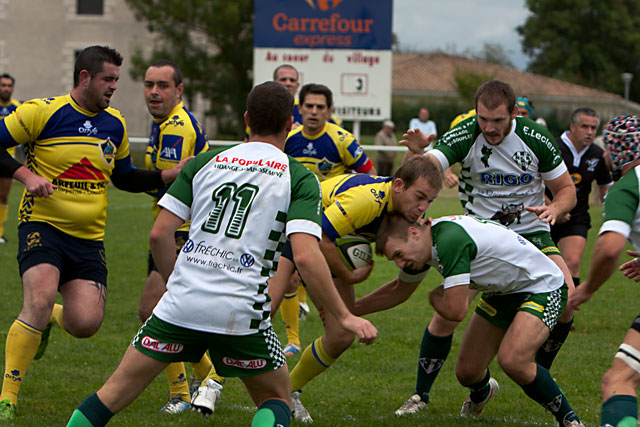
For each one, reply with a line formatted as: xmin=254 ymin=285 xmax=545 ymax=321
xmin=383 ymin=120 xmax=395 ymax=129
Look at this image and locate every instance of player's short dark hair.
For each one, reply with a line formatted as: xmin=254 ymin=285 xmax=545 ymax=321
xmin=148 ymin=59 xmax=183 ymax=86
xmin=571 ymin=107 xmax=599 ymax=127
xmin=273 ymin=64 xmax=299 ymax=81
xmin=74 ymin=46 xmax=123 ymax=87
xmin=394 ymin=155 xmax=442 ymax=190
xmin=0 ymin=73 xmax=15 ymax=84
xmin=375 ymin=213 xmax=422 ymax=256
xmin=299 ymin=83 xmax=333 ymax=109
xmin=475 ymin=80 xmax=516 ymax=114
xmin=247 ymin=81 xmax=294 ymax=136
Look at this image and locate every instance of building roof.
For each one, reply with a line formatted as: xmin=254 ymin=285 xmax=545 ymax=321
xmin=392 ymin=51 xmax=636 ymax=106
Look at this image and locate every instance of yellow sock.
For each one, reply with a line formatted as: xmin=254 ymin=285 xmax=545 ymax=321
xmin=290 ymin=337 xmax=336 ymax=391
xmin=1 ymin=320 xmax=42 ymax=405
xmin=298 ymin=285 xmax=307 ymax=305
xmin=203 ymin=364 xmax=225 ymax=385
xmin=190 ymin=352 xmax=213 ymax=381
xmin=0 ymin=203 xmax=7 ymax=237
xmin=50 ymin=303 xmax=64 ymax=329
xmin=165 ymin=362 xmax=189 ymax=402
xmin=281 ymin=292 xmax=300 ymax=346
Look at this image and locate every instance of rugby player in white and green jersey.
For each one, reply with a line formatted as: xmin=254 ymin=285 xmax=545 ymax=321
xmin=570 ymin=115 xmax=640 ymax=427
xmin=364 ymin=213 xmax=583 ymax=426
xmin=394 ymin=80 xmax=577 ymax=417
xmin=65 ymin=82 xmax=377 ymax=427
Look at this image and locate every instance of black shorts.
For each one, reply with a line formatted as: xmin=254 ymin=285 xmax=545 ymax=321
xmin=17 ymin=221 xmax=107 ymax=286
xmin=550 ymin=212 xmax=590 ymax=243
xmin=147 ymin=231 xmax=189 ymax=274
xmin=630 ymin=314 xmax=640 ymax=333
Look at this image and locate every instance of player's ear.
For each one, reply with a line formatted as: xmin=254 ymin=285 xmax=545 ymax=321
xmin=392 ymin=177 xmax=405 ymax=193
xmin=243 ymin=111 xmax=250 ymax=128
xmin=176 ymin=82 xmax=184 ymax=99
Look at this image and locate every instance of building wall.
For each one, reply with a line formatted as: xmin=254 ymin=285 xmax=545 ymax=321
xmin=0 ymin=0 xmax=205 ymax=139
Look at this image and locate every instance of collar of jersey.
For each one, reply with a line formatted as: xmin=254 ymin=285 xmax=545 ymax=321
xmin=153 ymin=101 xmax=185 ymax=124
xmin=301 ymin=122 xmax=329 ymax=140
xmin=68 ymin=94 xmax=99 ymax=117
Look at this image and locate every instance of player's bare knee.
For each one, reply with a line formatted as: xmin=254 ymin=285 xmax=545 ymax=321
xmin=496 ymin=351 xmax=527 ymax=382
xmin=64 ymin=314 xmax=103 ymax=338
xmin=455 ymin=362 xmax=482 ymax=386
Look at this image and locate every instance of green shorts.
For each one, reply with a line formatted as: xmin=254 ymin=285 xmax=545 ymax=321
xmin=475 ymin=284 xmax=567 ymax=330
xmin=521 ymin=230 xmax=561 ymax=257
xmin=132 ymin=314 xmax=286 ymax=377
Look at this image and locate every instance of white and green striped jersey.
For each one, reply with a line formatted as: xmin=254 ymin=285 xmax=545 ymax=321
xmin=430 ymin=117 xmax=567 ymax=234
xmin=600 ymin=165 xmax=640 ymax=250
xmin=429 ymin=215 xmax=563 ymax=295
xmin=153 ymin=142 xmax=323 ymax=335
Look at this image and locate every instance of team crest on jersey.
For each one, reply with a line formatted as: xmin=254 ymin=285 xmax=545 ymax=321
xmin=480 ymin=145 xmax=492 ymax=167
xmin=512 ymin=151 xmax=533 ymax=171
xmin=99 ymin=138 xmax=116 ymax=166
xmin=0 ymin=107 xmax=10 ymax=116
xmin=316 ymin=158 xmax=333 ymax=176
xmin=159 ymin=135 xmax=184 ymax=162
xmin=586 ymin=158 xmax=599 ymax=172
xmin=571 ymin=173 xmax=582 ymax=184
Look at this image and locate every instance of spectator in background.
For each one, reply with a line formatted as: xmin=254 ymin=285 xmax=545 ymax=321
xmin=0 ymin=73 xmax=20 ymax=244
xmin=409 ymin=107 xmax=437 ymax=138
xmin=374 ymin=120 xmax=397 ymax=176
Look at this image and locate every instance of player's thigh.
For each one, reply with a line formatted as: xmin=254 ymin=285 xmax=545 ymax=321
xmin=602 ymin=323 xmax=640 ymax=400
xmin=557 ymin=235 xmax=587 ymax=270
xmin=98 ymin=345 xmax=169 ymax=413
xmin=456 ymin=313 xmax=504 ymax=384
xmin=241 ymin=365 xmax=291 ymax=407
xmin=19 ymin=263 xmax=61 ymax=327
xmin=0 ymin=177 xmax=11 ymax=202
xmin=139 ymin=271 xmax=167 ymax=319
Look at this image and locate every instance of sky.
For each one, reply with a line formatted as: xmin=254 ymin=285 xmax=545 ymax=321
xmin=392 ymin=0 xmax=531 ymax=70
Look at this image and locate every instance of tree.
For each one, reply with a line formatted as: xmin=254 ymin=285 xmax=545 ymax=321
xmin=125 ymin=0 xmax=253 ymax=137
xmin=463 ymin=43 xmax=514 ymax=68
xmin=517 ymin=0 xmax=640 ymax=101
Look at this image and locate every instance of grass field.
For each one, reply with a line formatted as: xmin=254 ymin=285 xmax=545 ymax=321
xmin=0 ymin=181 xmax=637 ymax=426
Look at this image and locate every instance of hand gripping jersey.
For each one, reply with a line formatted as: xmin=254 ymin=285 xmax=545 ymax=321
xmin=144 ymin=101 xmax=208 ymax=230
xmin=430 ymin=215 xmax=564 ymax=295
xmin=599 ymin=165 xmax=640 ymax=250
xmin=430 ymin=116 xmax=567 ymax=234
xmin=0 ymin=94 xmax=132 ymax=240
xmin=153 ymin=142 xmax=323 ymax=335
xmin=285 ymin=122 xmax=373 ymax=181
xmin=0 ymin=99 xmax=19 ymax=157
xmin=320 ymin=173 xmax=394 ymax=241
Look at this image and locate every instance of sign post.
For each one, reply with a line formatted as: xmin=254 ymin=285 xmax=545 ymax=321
xmin=253 ymin=0 xmax=393 ymax=135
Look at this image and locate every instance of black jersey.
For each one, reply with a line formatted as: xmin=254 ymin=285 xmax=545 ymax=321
xmin=546 ymin=132 xmax=612 ymax=217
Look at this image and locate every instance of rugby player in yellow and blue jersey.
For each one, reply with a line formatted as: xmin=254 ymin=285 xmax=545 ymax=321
xmin=244 ymin=64 xmax=343 ymax=140
xmin=0 ymin=73 xmax=20 ymax=243
xmin=284 ymin=155 xmax=441 ymax=422
xmin=278 ymin=82 xmax=376 ymax=358
xmin=0 ymin=46 xmax=189 ymax=421
xmin=139 ymin=59 xmax=223 ymax=414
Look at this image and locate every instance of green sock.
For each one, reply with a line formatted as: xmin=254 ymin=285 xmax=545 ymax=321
xmin=252 ymin=399 xmax=290 ymax=427
xmin=468 ymin=369 xmax=491 ymax=403
xmin=521 ymin=364 xmax=578 ymax=424
xmin=66 ymin=393 xmax=114 ymax=427
xmin=415 ymin=326 xmax=453 ymax=403
xmin=536 ymin=317 xmax=573 ymax=369
xmin=601 ymin=395 xmax=637 ymax=427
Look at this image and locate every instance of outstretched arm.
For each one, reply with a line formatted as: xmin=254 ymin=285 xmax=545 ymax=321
xmin=526 ymin=171 xmax=576 ymax=225
xmin=291 ymin=232 xmax=377 ymax=344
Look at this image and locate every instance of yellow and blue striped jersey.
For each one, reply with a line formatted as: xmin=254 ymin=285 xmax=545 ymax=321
xmin=0 ymin=99 xmax=19 ymax=156
xmin=285 ymin=122 xmax=373 ymax=181
xmin=0 ymin=94 xmax=132 ymax=240
xmin=144 ymin=101 xmax=208 ymax=230
xmin=321 ymin=174 xmax=394 ymax=241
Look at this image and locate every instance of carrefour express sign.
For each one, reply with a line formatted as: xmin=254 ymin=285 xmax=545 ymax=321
xmin=254 ymin=0 xmax=392 ymax=50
